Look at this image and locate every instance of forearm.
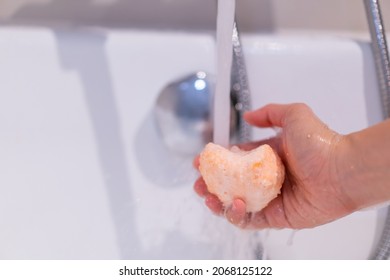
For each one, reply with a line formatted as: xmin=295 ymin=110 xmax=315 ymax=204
xmin=338 ymin=120 xmax=390 ymax=210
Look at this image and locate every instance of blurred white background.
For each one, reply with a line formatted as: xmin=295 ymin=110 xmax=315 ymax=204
xmin=0 ymin=0 xmax=389 ymax=34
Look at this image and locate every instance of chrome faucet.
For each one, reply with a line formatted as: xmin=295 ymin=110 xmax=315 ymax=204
xmin=364 ymin=0 xmax=390 ymax=260
xmin=154 ymin=20 xmax=251 ymax=156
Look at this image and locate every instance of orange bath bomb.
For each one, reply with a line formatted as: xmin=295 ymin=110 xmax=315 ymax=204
xmin=199 ymin=143 xmax=285 ymax=213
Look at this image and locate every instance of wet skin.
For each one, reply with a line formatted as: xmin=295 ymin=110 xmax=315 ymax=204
xmin=194 ymin=103 xmax=390 ymax=229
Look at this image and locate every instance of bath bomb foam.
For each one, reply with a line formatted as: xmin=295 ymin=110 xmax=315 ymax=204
xmin=199 ymin=143 xmax=285 ymax=213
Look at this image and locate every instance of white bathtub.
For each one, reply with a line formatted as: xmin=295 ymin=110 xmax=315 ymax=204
xmin=0 ymin=0 xmax=385 ymax=259
xmin=0 ymin=24 xmax=387 ymax=259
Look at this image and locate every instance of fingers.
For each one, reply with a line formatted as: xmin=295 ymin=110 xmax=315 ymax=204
xmin=225 ymin=196 xmax=295 ymax=230
xmin=205 ymin=194 xmax=224 ymax=215
xmin=192 ymin=156 xmax=200 ymax=170
xmin=248 ymin=197 xmax=293 ymax=229
xmin=194 ymin=176 xmax=292 ymax=229
xmin=194 ymin=177 xmax=249 ymax=222
xmin=225 ymin=199 xmax=248 ymax=228
xmin=236 ymin=137 xmax=283 ymax=156
xmin=236 ymin=140 xmax=271 ymax=151
xmin=244 ymin=103 xmax=308 ymax=128
xmin=244 ymin=103 xmax=290 ymax=128
xmin=193 ymin=177 xmax=224 ymax=216
xmin=193 ymin=177 xmax=208 ymax=197
xmin=223 ymin=198 xmax=287 ymax=229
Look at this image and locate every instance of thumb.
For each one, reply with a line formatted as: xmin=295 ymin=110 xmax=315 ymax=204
xmin=244 ymin=103 xmax=306 ymax=128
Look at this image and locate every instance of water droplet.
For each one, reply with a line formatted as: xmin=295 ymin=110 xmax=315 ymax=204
xmin=235 ymin=102 xmax=243 ymax=111
xmin=233 ymin=83 xmax=241 ymax=91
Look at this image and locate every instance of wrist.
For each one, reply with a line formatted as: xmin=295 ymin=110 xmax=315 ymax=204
xmin=335 ymin=121 xmax=390 ymax=210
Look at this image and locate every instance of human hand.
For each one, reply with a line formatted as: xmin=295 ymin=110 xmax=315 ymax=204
xmin=194 ymin=103 xmax=356 ymax=229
